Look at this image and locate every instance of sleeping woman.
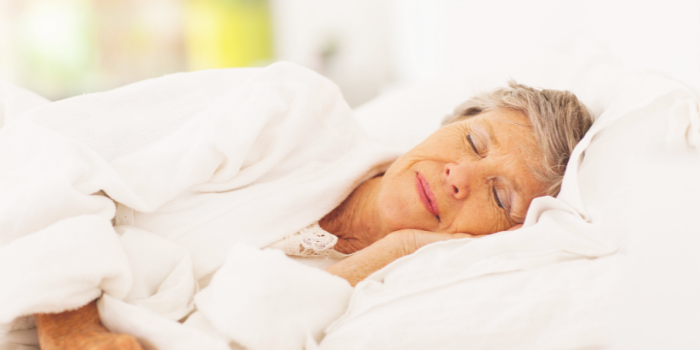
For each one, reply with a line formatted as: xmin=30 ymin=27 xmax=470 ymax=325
xmin=0 ymin=62 xmax=592 ymax=350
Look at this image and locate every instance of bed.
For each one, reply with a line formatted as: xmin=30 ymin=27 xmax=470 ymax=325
xmin=0 ymin=50 xmax=698 ymax=350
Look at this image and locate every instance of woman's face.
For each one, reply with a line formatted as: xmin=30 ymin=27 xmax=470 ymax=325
xmin=376 ymin=108 xmax=547 ymax=235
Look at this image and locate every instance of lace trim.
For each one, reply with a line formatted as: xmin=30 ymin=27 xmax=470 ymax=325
xmin=284 ymin=222 xmax=349 ymax=259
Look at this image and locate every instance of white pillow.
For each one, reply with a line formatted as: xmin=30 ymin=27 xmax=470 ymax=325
xmin=325 ymin=57 xmax=700 ymax=349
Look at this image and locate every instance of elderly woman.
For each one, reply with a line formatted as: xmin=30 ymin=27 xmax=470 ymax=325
xmin=0 ymin=63 xmax=592 ymax=349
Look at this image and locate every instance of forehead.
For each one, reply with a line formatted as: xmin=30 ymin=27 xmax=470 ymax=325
xmin=462 ymin=108 xmax=532 ymax=135
xmin=454 ymin=109 xmax=538 ymax=155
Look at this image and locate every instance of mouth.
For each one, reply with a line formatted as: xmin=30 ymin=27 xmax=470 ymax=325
xmin=415 ymin=172 xmax=440 ymax=217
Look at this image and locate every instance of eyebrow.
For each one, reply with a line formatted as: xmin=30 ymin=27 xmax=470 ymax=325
xmin=478 ymin=119 xmax=499 ymax=147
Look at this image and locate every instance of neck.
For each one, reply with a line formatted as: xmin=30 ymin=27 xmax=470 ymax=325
xmin=319 ymin=176 xmax=388 ymax=254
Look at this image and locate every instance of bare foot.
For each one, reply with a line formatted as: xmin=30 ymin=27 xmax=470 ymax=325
xmin=35 ymin=300 xmax=144 ymax=350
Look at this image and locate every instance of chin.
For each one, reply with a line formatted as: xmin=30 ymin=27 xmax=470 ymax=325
xmin=378 ymin=195 xmax=432 ymax=232
xmin=376 ymin=192 xmax=411 ymax=232
xmin=377 ymin=168 xmax=433 ymax=232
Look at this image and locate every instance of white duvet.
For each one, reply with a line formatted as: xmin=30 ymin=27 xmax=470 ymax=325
xmin=0 ymin=62 xmax=398 ymax=350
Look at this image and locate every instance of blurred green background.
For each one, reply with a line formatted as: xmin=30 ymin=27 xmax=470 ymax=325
xmin=1 ymin=0 xmax=276 ymax=101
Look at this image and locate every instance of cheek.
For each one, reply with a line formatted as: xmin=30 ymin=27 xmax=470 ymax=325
xmin=416 ymin=137 xmax=464 ymax=161
xmin=390 ymin=128 xmax=466 ymax=171
xmin=450 ymin=200 xmax=509 ymax=235
xmin=377 ymin=179 xmax=412 ymax=228
xmin=376 ymin=177 xmax=432 ymax=231
xmin=376 ymin=196 xmax=406 ymax=231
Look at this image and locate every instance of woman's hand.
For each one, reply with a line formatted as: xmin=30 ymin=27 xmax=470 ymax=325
xmin=325 ymin=230 xmax=473 ymax=286
xmin=392 ymin=229 xmax=475 ymax=256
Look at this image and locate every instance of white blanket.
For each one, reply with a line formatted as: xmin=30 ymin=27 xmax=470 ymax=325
xmin=0 ymin=62 xmax=398 ymax=349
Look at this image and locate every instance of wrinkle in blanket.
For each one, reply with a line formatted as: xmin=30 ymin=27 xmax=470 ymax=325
xmin=0 ymin=62 xmax=398 ymax=350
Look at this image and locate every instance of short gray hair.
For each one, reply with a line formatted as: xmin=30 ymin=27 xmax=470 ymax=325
xmin=443 ymin=81 xmax=593 ymax=197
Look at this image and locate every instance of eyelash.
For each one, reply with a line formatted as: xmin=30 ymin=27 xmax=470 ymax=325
xmin=467 ymin=134 xmax=480 ymax=155
xmin=492 ymin=186 xmax=505 ymax=209
xmin=468 ymin=134 xmax=505 ymax=210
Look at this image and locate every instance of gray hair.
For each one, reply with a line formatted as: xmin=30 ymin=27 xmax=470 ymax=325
xmin=443 ymin=81 xmax=593 ymax=197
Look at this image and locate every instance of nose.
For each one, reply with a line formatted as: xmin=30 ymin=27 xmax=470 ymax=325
xmin=443 ymin=162 xmax=472 ymax=200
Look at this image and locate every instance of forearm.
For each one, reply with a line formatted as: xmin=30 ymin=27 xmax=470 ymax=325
xmin=325 ymin=233 xmax=409 ymax=286
xmin=325 ymin=230 xmax=475 ymax=286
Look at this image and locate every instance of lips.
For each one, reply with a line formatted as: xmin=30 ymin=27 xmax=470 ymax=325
xmin=416 ymin=172 xmax=440 ymax=217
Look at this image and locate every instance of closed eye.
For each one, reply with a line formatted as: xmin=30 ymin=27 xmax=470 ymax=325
xmin=467 ymin=134 xmax=480 ymax=155
xmin=492 ymin=186 xmax=505 ymax=209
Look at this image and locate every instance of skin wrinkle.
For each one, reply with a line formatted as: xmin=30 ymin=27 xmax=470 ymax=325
xmin=445 ymin=81 xmax=594 ymax=197
xmin=477 ymin=118 xmax=499 ymax=148
xmin=473 ymin=117 xmax=538 ymax=225
xmin=396 ymin=109 xmax=544 ymax=233
xmin=320 ymin=176 xmax=385 ymax=255
xmin=321 ymin=108 xmax=547 ymax=251
xmin=491 ymin=112 xmax=546 ymax=215
xmin=454 ymin=125 xmax=511 ymax=225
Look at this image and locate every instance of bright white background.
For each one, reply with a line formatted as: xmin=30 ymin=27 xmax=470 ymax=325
xmin=2 ymin=0 xmax=698 ymax=105
xmin=270 ymin=0 xmax=700 ymax=105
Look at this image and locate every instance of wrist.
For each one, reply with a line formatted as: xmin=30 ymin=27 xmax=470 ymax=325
xmin=384 ymin=229 xmax=418 ymax=257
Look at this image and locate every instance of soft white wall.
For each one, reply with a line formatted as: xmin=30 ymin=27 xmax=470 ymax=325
xmin=0 ymin=1 xmax=14 ymax=83
xmin=387 ymin=0 xmax=452 ymax=84
xmin=389 ymin=0 xmax=700 ymax=90
xmin=269 ymin=0 xmax=394 ymax=107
